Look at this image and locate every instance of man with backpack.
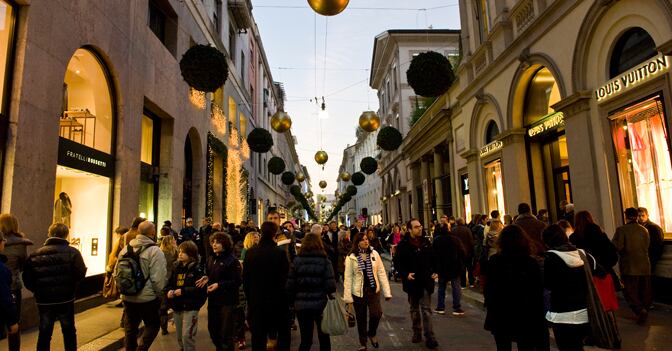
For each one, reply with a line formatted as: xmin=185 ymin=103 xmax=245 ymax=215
xmin=115 ymin=220 xmax=167 ymax=351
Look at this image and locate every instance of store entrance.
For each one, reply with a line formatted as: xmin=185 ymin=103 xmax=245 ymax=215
xmin=539 ymin=134 xmax=572 ymax=221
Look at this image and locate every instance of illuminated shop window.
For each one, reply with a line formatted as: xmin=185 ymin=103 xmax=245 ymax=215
xmin=0 ymin=1 xmax=14 ymax=112
xmin=140 ymin=115 xmax=153 ymax=164
xmin=524 ymin=67 xmax=561 ymax=127
xmin=484 ymin=160 xmax=505 ymax=216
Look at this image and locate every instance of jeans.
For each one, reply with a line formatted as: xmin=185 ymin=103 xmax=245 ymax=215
xmin=174 ymin=310 xmax=199 ymax=351
xmin=296 ymin=309 xmax=330 ymax=351
xmin=37 ymin=302 xmax=77 ymax=351
xmin=123 ymin=298 xmax=161 ymax=351
xmin=207 ymin=304 xmax=235 ymax=351
xmin=352 ymin=288 xmax=383 ymax=346
xmin=552 ymin=323 xmax=588 ymax=351
xmin=622 ymin=275 xmax=652 ymax=315
xmin=1 ymin=289 xmax=21 ymax=351
xmin=408 ymin=292 xmax=435 ymax=341
xmin=436 ymin=278 xmax=462 ymax=311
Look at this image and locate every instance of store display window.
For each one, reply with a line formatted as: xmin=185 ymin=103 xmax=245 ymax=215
xmin=484 ymin=160 xmax=505 ymax=216
xmin=611 ymin=96 xmax=672 ymax=236
xmin=0 ymin=1 xmax=14 ymax=113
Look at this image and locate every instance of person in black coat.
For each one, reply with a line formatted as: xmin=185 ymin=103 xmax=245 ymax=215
xmin=638 ymin=207 xmax=665 ymax=273
xmin=286 ymin=232 xmax=337 ymax=351
xmin=243 ymin=221 xmax=291 ymax=351
xmin=23 ymin=223 xmax=87 ymax=351
xmin=0 ymin=232 xmax=19 ymax=344
xmin=483 ymin=224 xmax=547 ymax=350
xmin=432 ymin=225 xmax=466 ymax=315
xmin=394 ymin=219 xmax=439 ymax=349
xmin=572 ymin=211 xmax=619 ymax=287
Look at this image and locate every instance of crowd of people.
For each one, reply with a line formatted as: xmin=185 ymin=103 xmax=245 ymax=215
xmin=0 ymin=201 xmax=665 ymax=351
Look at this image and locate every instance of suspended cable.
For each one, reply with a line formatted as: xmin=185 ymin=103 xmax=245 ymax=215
xmin=255 ymin=4 xmax=458 ymax=11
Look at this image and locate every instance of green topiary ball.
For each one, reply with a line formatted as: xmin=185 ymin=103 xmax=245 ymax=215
xmin=360 ymin=157 xmax=378 ymax=175
xmin=346 ymin=185 xmax=358 ymax=196
xmin=406 ymin=51 xmax=455 ymax=97
xmin=351 ymin=172 xmax=365 ymax=186
xmin=281 ymin=172 xmax=296 ymax=185
xmin=179 ymin=45 xmax=229 ymax=92
xmin=247 ymin=128 xmax=274 ymax=153
xmin=289 ymin=185 xmax=302 ymax=196
xmin=376 ymin=126 xmax=403 ymax=151
xmin=268 ymin=157 xmax=285 ymax=175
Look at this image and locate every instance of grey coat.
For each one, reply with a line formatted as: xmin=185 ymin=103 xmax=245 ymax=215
xmin=4 ymin=233 xmax=33 ymax=291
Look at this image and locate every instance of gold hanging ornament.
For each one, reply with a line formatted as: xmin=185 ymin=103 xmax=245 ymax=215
xmin=307 ymin=0 xmax=350 ymax=16
xmin=315 ymin=150 xmax=328 ymax=165
xmin=359 ymin=111 xmax=381 ymax=132
xmin=296 ymin=172 xmax=306 ymax=182
xmin=271 ymin=111 xmax=292 ymax=133
xmin=306 ymin=191 xmax=314 ymax=198
xmin=319 ymin=180 xmax=327 ymax=189
xmin=340 ymin=172 xmax=351 ymax=182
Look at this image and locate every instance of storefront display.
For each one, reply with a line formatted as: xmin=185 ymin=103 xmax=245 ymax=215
xmin=484 ymin=160 xmax=505 ymax=216
xmin=611 ymin=96 xmax=672 ymax=235
xmin=460 ymin=173 xmax=471 ymax=220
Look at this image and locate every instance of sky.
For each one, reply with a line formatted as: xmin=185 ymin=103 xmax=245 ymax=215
xmin=252 ymin=1 xmax=461 ymax=196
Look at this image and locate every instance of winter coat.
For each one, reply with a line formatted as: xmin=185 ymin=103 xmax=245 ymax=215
xmin=642 ymin=220 xmax=665 ymax=269
xmin=472 ymin=224 xmax=485 ymax=261
xmin=286 ymin=252 xmax=337 ymax=312
xmin=514 ymin=214 xmax=547 ymax=254
xmin=483 ymin=230 xmax=500 ymax=259
xmin=570 ymin=223 xmax=618 ymax=277
xmin=451 ymin=225 xmax=475 ymax=258
xmin=3 ymin=233 xmax=32 ymax=291
xmin=23 ymin=237 xmax=87 ymax=304
xmin=613 ymin=222 xmax=650 ymax=276
xmin=205 ymin=251 xmax=242 ymax=306
xmin=116 ymin=234 xmax=167 ymax=303
xmin=343 ymin=249 xmax=391 ymax=303
xmin=337 ymin=238 xmax=351 ymax=274
xmin=166 ymin=260 xmax=207 ymax=311
xmin=0 ymin=255 xmax=18 ymax=328
xmin=394 ymin=236 xmax=436 ymax=297
xmin=433 ymin=232 xmax=465 ymax=280
xmin=483 ymin=253 xmax=545 ymax=339
xmin=163 ymin=248 xmax=178 ymax=281
xmin=544 ymin=246 xmax=595 ymax=313
xmin=243 ymin=238 xmax=290 ymax=314
xmin=178 ymin=226 xmax=199 ymax=244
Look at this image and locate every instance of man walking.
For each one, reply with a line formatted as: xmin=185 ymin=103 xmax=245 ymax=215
xmin=613 ymin=207 xmax=651 ymax=325
xmin=638 ymin=207 xmax=665 ymax=274
xmin=116 ymin=221 xmax=167 ymax=350
xmin=23 ymin=223 xmax=87 ymax=351
xmin=394 ymin=218 xmax=439 ymax=349
xmin=514 ymin=203 xmax=547 ymax=254
xmin=451 ymin=218 xmax=475 ymax=287
xmin=433 ymin=223 xmax=466 ymax=316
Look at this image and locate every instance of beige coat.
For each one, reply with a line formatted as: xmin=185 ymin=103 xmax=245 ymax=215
xmin=343 ymin=250 xmax=391 ymax=303
xmin=613 ymin=222 xmax=651 ymax=276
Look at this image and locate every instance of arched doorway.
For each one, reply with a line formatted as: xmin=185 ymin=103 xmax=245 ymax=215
xmin=55 ymin=47 xmax=115 ymax=277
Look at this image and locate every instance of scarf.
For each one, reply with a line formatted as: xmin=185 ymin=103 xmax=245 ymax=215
xmin=357 ymin=248 xmax=376 ymax=289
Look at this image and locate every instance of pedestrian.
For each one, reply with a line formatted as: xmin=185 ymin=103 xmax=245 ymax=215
xmin=484 ymin=219 xmax=503 ymax=259
xmin=337 ymin=229 xmax=351 ymax=282
xmin=557 ymin=220 xmax=573 ymax=238
xmin=394 ymin=218 xmax=439 ymax=349
xmin=194 ymin=232 xmax=242 ymax=351
xmin=164 ymin=220 xmax=178 ymax=239
xmin=503 ymin=214 xmax=513 ymax=226
xmin=563 ymin=204 xmax=575 ymax=227
xmin=343 ymin=232 xmax=392 ymax=350
xmin=451 ymin=218 xmax=475 ymax=288
xmin=240 ymin=231 xmax=260 ymax=262
xmin=0 ymin=231 xmax=20 ymax=351
xmin=613 ymin=207 xmax=651 ymax=325
xmin=433 ymin=220 xmax=466 ymax=316
xmin=286 ymin=230 xmax=337 ymax=351
xmin=178 ymin=218 xmax=198 ymax=245
xmin=243 ymin=221 xmax=291 ymax=351
xmin=637 ymin=207 xmax=664 ymax=274
xmin=484 ymin=224 xmax=547 ymax=350
xmin=326 ymin=221 xmax=340 ymax=275
xmin=237 ymin=232 xmax=258 ymax=349
xmin=0 ymin=213 xmax=32 ymax=351
xmin=571 ymin=211 xmax=619 ymax=280
xmin=366 ymin=229 xmax=383 ymax=253
xmin=514 ymin=203 xmax=547 ymax=254
xmin=107 ymin=218 xmax=144 ymax=276
xmin=23 ymin=223 xmax=87 ymax=351
xmin=116 ymin=221 xmax=167 ymax=351
xmin=198 ymin=217 xmax=213 ymax=267
xmin=159 ymin=232 xmax=178 ymax=335
xmin=472 ymin=214 xmax=486 ymax=285
xmin=483 ymin=210 xmax=500 ymax=236
xmin=543 ymin=224 xmax=594 ymax=350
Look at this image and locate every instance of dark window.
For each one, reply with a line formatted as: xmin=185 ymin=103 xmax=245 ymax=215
xmin=148 ymin=0 xmax=178 ymax=56
xmin=148 ymin=1 xmax=166 ymax=42
xmin=485 ymin=121 xmax=499 ymax=144
xmin=610 ymin=27 xmax=657 ymax=78
xmin=241 ymin=50 xmax=246 ymax=85
xmin=229 ymin=26 xmax=236 ymax=64
xmin=215 ymin=0 xmax=222 ymax=35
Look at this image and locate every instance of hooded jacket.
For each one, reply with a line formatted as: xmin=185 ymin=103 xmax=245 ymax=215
xmin=116 ymin=234 xmax=167 ymax=303
xmin=3 ymin=233 xmax=32 ymax=291
xmin=342 ymin=249 xmax=391 ymax=303
xmin=166 ymin=260 xmax=207 ymax=311
xmin=544 ymin=246 xmax=595 ymax=314
xmin=23 ymin=237 xmax=87 ymax=304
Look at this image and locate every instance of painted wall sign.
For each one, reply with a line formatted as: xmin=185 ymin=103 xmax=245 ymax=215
xmin=527 ymin=112 xmax=565 ymax=138
xmin=58 ymin=137 xmax=115 ymax=177
xmin=480 ymin=140 xmax=503 ymax=158
xmin=595 ymin=53 xmax=669 ymax=102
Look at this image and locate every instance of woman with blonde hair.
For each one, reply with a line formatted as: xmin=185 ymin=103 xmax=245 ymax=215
xmin=240 ymin=231 xmax=260 ymax=262
xmin=484 ymin=220 xmax=504 ymax=259
xmin=159 ymin=230 xmax=178 ymax=335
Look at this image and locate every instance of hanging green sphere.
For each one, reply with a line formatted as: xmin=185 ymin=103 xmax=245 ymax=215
xmin=267 ymin=157 xmax=286 ymax=175
xmin=360 ymin=157 xmax=378 ymax=175
xmin=281 ymin=172 xmax=296 ymax=185
xmin=351 ymin=172 xmax=365 ymax=186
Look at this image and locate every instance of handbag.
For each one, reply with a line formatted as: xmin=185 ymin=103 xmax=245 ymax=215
xmin=578 ymin=250 xmax=622 ymax=349
xmin=321 ymin=295 xmax=347 ymax=336
xmin=102 ymin=272 xmax=120 ymax=299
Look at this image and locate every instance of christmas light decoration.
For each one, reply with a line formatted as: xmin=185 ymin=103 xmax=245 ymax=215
xmin=211 ymin=103 xmax=227 ymax=136
xmin=189 ymin=88 xmax=206 ymax=109
xmin=226 ymin=129 xmax=246 ymax=224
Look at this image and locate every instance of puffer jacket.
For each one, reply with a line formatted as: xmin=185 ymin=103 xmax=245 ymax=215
xmin=343 ymin=249 xmax=391 ymax=303
xmin=0 ymin=255 xmax=18 ymax=328
xmin=286 ymin=252 xmax=336 ymax=311
xmin=166 ymin=260 xmax=207 ymax=311
xmin=116 ymin=234 xmax=167 ymax=303
xmin=3 ymin=233 xmax=33 ymax=291
xmin=23 ymin=237 xmax=87 ymax=304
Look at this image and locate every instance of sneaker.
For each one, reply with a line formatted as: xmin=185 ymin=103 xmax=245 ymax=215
xmin=434 ymin=308 xmax=445 ymax=315
xmin=452 ymin=308 xmax=465 ymax=316
xmin=412 ymin=333 xmax=422 ymax=343
xmin=426 ymin=339 xmax=439 ymax=349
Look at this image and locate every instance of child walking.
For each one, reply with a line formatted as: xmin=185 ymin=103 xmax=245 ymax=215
xmin=166 ymin=241 xmax=207 ymax=351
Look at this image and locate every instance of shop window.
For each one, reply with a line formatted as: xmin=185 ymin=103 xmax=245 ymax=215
xmin=610 ymin=28 xmax=657 ymax=78
xmin=140 ymin=115 xmax=153 ymax=164
xmin=610 ymin=96 xmax=672 ymax=236
xmin=485 ymin=121 xmax=499 ymax=144
xmin=240 ymin=113 xmax=247 ymax=137
xmin=484 ymin=160 xmax=505 ymax=216
xmin=0 ymin=1 xmax=14 ymax=113
xmin=228 ymin=96 xmax=237 ymax=124
xmin=523 ymin=67 xmax=561 ymax=126
xmin=140 ymin=113 xmax=160 ymax=223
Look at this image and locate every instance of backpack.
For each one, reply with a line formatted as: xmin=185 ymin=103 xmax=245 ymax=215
xmin=115 ymin=243 xmax=155 ymax=296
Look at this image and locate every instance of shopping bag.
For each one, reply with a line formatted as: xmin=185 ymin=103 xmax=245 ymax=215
xmin=321 ymin=295 xmax=347 ymax=336
xmin=578 ymin=250 xmax=622 ymax=349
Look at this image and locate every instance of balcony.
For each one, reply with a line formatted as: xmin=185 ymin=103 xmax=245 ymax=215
xmin=228 ymin=0 xmax=253 ymax=30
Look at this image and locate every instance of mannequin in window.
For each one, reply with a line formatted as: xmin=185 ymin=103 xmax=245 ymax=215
xmin=53 ymin=192 xmax=72 ymax=227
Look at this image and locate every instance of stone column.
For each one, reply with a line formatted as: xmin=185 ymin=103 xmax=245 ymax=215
xmin=499 ymin=128 xmax=531 ymax=215
xmin=433 ymin=148 xmax=445 ymax=218
xmin=410 ymin=162 xmax=420 ymax=221
xmin=420 ymin=156 xmax=431 ymax=226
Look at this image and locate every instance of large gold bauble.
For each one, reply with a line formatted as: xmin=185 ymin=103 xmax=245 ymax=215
xmin=307 ymin=0 xmax=350 ymax=16
xmin=296 ymin=172 xmax=306 ymax=182
xmin=306 ymin=191 xmax=314 ymax=198
xmin=359 ymin=111 xmax=381 ymax=132
xmin=340 ymin=172 xmax=351 ymax=182
xmin=314 ymin=150 xmax=328 ymax=165
xmin=319 ymin=180 xmax=327 ymax=189
xmin=271 ymin=111 xmax=292 ymax=133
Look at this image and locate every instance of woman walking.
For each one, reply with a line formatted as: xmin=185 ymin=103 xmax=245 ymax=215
xmin=484 ymin=224 xmax=547 ymax=351
xmin=343 ymin=232 xmax=392 ymax=351
xmin=159 ymin=232 xmax=178 ymax=335
xmin=286 ymin=227 xmax=337 ymax=351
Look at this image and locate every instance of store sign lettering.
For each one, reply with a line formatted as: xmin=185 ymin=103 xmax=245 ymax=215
xmin=596 ymin=53 xmax=669 ymax=102
xmin=65 ymin=150 xmax=107 ymax=168
xmin=480 ymin=140 xmax=503 ymax=158
xmin=58 ymin=137 xmax=114 ymax=177
xmin=527 ymin=112 xmax=565 ymax=138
